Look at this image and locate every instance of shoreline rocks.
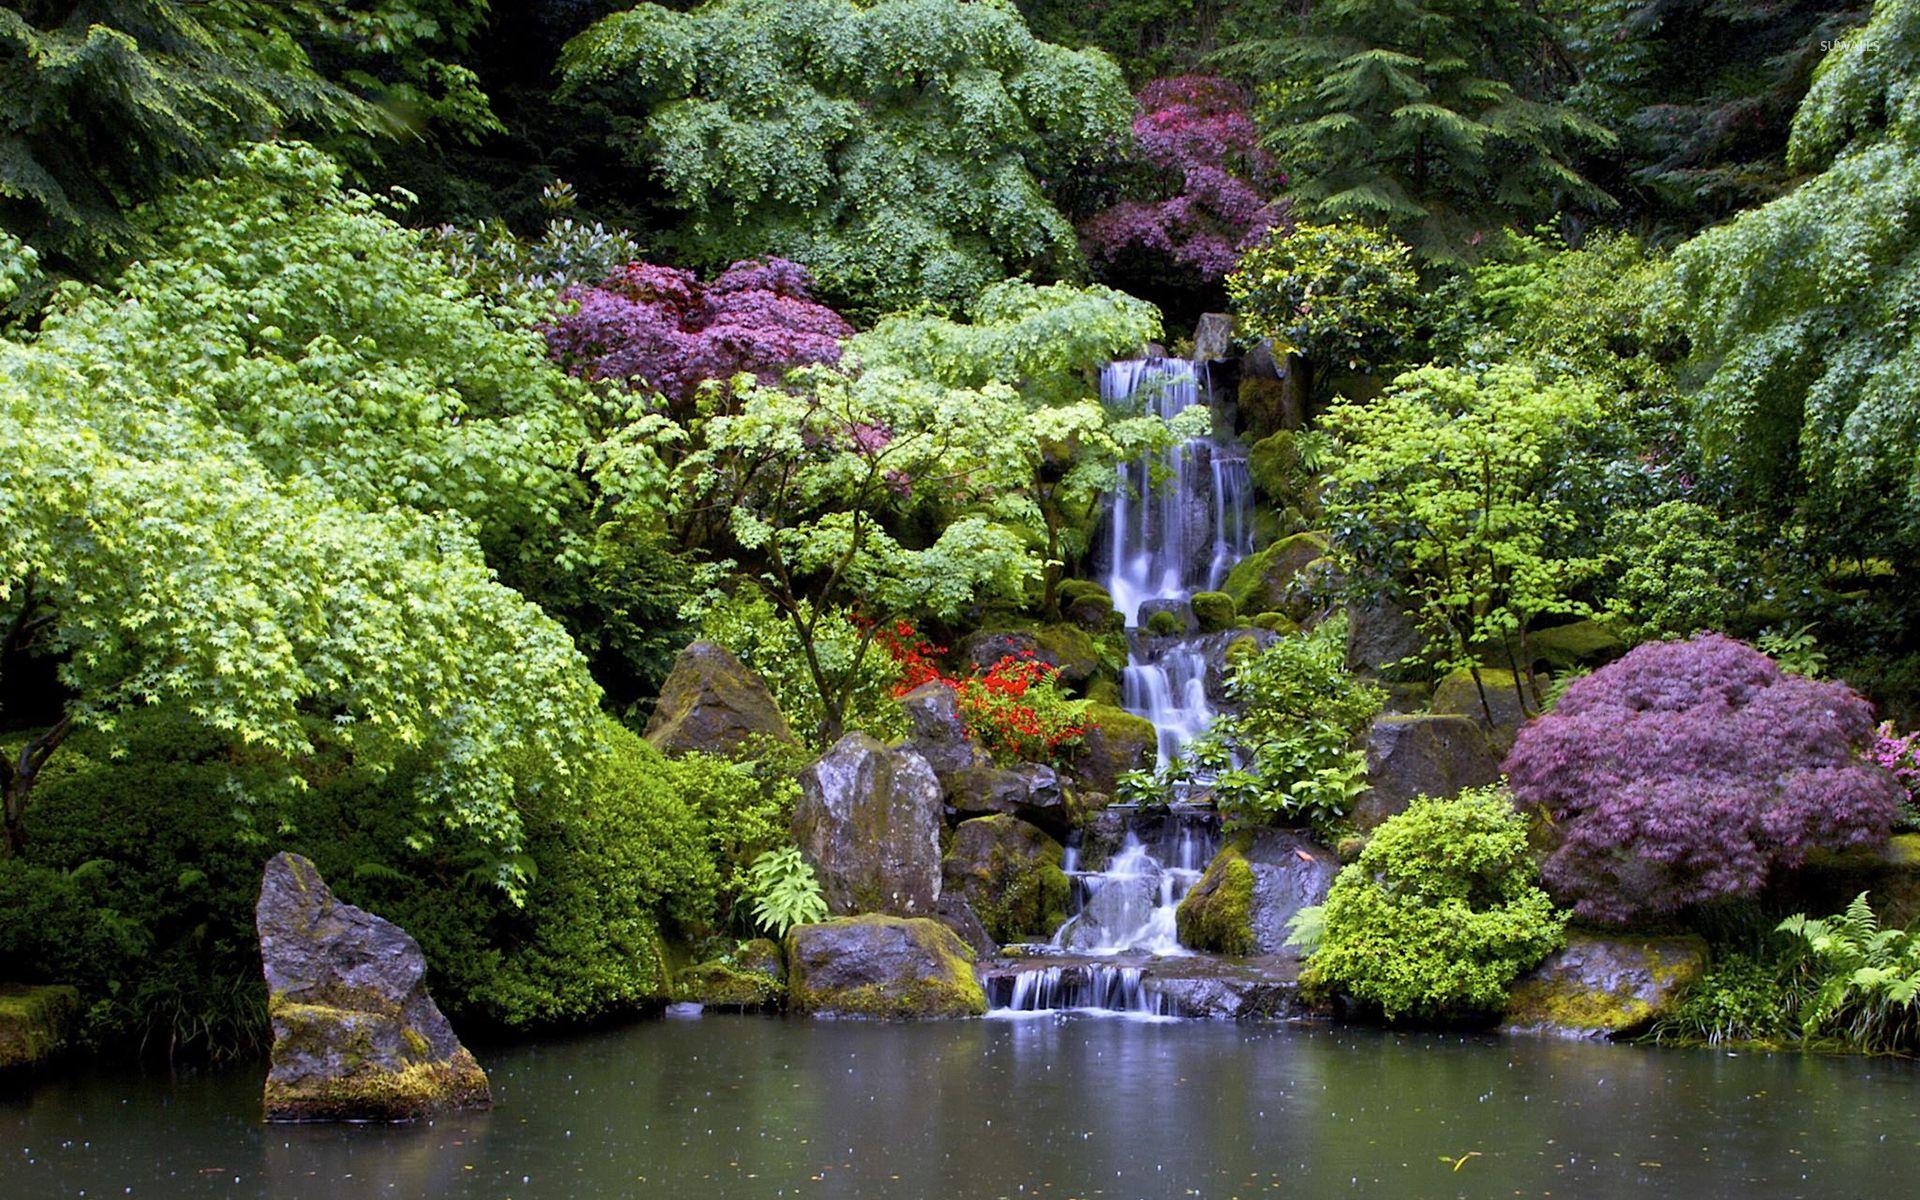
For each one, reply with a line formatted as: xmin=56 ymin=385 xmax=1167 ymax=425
xmin=786 ymin=915 xmax=986 ymax=1018
xmin=0 ymin=984 xmax=79 ymax=1074
xmin=256 ymin=853 xmax=490 ymax=1122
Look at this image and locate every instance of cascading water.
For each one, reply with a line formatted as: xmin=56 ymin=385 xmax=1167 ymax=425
xmin=988 ymin=358 xmax=1253 ymax=1018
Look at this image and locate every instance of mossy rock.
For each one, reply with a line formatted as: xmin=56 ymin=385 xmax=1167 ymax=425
xmin=1519 ymin=620 xmax=1626 ymax=672
xmin=966 ymin=622 xmax=1121 ymax=693
xmin=674 ymin=939 xmax=785 ymax=1010
xmin=1176 ymin=848 xmax=1256 ymax=955
xmin=0 ymin=984 xmax=79 ymax=1072
xmin=1190 ymin=591 xmax=1237 ymax=633
xmin=1086 ymin=677 xmax=1123 ymax=708
xmin=1070 ymin=705 xmax=1157 ymax=794
xmin=1355 ymin=714 xmax=1501 ymax=831
xmin=1146 ymin=609 xmax=1180 ymax=636
xmin=1781 ymin=833 xmax=1920 ymax=927
xmin=785 ymin=915 xmax=986 ymax=1018
xmin=942 ymin=815 xmax=1070 ymax=945
xmin=1058 ymin=581 xmax=1123 ymax=634
xmin=1251 ymin=611 xmax=1299 ymax=636
xmin=262 ymin=1001 xmax=492 ymax=1121
xmin=1224 ymin=633 xmax=1265 ymax=669
xmin=1222 ymin=532 xmax=1329 ymax=617
xmin=643 ymin=640 xmax=795 ymax=758
xmin=1500 ymin=934 xmax=1708 ymax=1040
xmin=1429 ymin=667 xmax=1535 ymax=752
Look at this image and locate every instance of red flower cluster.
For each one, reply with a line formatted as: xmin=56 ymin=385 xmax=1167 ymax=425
xmin=869 ymin=620 xmax=1091 ymax=764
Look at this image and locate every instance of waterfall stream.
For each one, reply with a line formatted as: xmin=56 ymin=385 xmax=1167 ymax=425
xmin=989 ymin=358 xmax=1252 ymax=1017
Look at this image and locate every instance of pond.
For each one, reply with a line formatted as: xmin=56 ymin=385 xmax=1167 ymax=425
xmin=7 ymin=1014 xmax=1918 ymax=1199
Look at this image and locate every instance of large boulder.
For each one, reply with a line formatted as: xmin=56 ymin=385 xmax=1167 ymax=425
xmin=674 ymin=939 xmax=785 ymax=1010
xmin=793 ymin=734 xmax=944 ymax=917
xmin=1178 ymin=830 xmax=1339 ymax=955
xmin=1521 ymin=620 xmax=1627 ymax=673
xmin=0 ymin=984 xmax=78 ymax=1073
xmin=644 ymin=640 xmax=794 ymax=758
xmin=786 ymin=916 xmax=986 ymax=1018
xmin=1429 ymin=668 xmax=1535 ymax=753
xmin=1058 ymin=580 xmax=1124 ymax=634
xmin=944 ymin=764 xmax=1075 ymax=839
xmin=1777 ymin=833 xmax=1920 ymax=927
xmin=897 ymin=682 xmax=989 ymax=778
xmin=1069 ymin=705 xmax=1157 ymax=794
xmin=1345 ymin=596 xmax=1427 ymax=679
xmin=1353 ymin=714 xmax=1501 ymax=831
xmin=941 ymin=815 xmax=1071 ymax=945
xmin=255 ymin=853 xmax=490 ymax=1122
xmin=1502 ymin=934 xmax=1709 ymax=1039
xmin=1222 ymin=532 xmax=1329 ymax=618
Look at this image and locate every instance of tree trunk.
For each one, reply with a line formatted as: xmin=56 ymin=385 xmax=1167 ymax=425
xmin=1 ymin=714 xmax=72 ymax=857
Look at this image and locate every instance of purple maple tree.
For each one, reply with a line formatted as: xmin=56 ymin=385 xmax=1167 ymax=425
xmin=1504 ymin=633 xmax=1901 ymax=925
xmin=543 ymin=257 xmax=852 ymax=403
xmin=1081 ymin=75 xmax=1284 ymax=283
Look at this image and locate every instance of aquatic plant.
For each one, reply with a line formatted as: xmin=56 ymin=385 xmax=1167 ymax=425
xmin=1505 ymin=633 xmax=1902 ymax=924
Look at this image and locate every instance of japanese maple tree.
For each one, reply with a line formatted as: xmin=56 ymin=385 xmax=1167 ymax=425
xmin=544 ymin=257 xmax=852 ymax=405
xmin=1504 ymin=633 xmax=1902 ymax=924
xmin=1082 ymin=75 xmax=1283 ymax=285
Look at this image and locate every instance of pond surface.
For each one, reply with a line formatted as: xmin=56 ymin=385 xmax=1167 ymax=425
xmin=7 ymin=1013 xmax=1919 ymax=1199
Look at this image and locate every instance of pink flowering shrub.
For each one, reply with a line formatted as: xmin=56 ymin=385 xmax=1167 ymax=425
xmin=1082 ymin=76 xmax=1283 ymax=283
xmin=542 ymin=257 xmax=851 ymax=402
xmin=1504 ymin=633 xmax=1902 ymax=925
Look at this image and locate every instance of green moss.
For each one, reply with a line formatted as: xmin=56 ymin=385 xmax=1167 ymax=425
xmin=1252 ymin=611 xmax=1299 ymax=635
xmin=1520 ymin=620 xmax=1625 ymax=670
xmin=675 ymin=938 xmax=784 ymax=1008
xmin=1502 ymin=937 xmax=1708 ymax=1036
xmin=1146 ymin=609 xmax=1179 ymax=636
xmin=945 ymin=815 xmax=1070 ymax=943
xmin=1190 ymin=591 xmax=1237 ymax=632
xmin=1248 ymin=430 xmax=1305 ymax=503
xmin=1175 ymin=846 xmax=1256 ymax=955
xmin=1222 ymin=531 xmax=1329 ymax=614
xmin=263 ymin=997 xmax=491 ymax=1121
xmin=1086 ymin=677 xmax=1122 ymax=708
xmin=785 ymin=916 xmax=986 ymax=1018
xmin=0 ymin=984 xmax=79 ymax=1071
xmin=1225 ymin=634 xmax=1264 ymax=668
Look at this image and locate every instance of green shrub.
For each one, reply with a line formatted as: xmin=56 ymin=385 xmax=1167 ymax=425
xmin=666 ymin=740 xmax=808 ymax=931
xmin=1303 ymin=786 xmax=1566 ymax=1021
xmin=1650 ymin=953 xmax=1794 ymax=1048
xmin=1179 ymin=619 xmax=1383 ymax=833
xmin=1227 ymin=221 xmax=1421 ymax=374
xmin=0 ymin=714 xmax=725 ymax=1055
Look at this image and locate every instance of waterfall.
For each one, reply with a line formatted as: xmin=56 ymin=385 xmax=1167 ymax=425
xmin=988 ymin=357 xmax=1252 ymax=1018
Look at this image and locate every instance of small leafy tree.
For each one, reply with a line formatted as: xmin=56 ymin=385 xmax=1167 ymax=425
xmin=544 ymin=257 xmax=853 ymax=407
xmin=1082 ymin=75 xmax=1283 ymax=287
xmin=1504 ymin=634 xmax=1904 ymax=925
xmin=1323 ymin=363 xmax=1603 ymax=720
xmin=1178 ymin=620 xmax=1384 ymax=832
xmin=558 ymin=0 xmax=1133 ymax=316
xmin=674 ymin=367 xmax=1037 ymax=742
xmin=1301 ymin=786 xmax=1566 ymax=1020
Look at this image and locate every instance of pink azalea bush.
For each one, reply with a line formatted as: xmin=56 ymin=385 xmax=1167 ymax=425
xmin=542 ymin=257 xmax=851 ymax=402
xmin=1082 ymin=76 xmax=1283 ymax=283
xmin=1504 ymin=633 xmax=1902 ymax=925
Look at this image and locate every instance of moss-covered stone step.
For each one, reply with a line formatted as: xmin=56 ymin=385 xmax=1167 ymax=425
xmin=674 ymin=939 xmax=785 ymax=1010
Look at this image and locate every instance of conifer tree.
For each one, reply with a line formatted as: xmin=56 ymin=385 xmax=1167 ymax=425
xmin=1218 ymin=0 xmax=1613 ymax=263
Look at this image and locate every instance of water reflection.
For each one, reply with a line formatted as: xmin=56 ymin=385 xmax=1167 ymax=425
xmin=6 ymin=1016 xmax=1919 ymax=1198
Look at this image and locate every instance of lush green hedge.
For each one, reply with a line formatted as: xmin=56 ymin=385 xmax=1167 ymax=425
xmin=0 ymin=715 xmax=736 ymax=1058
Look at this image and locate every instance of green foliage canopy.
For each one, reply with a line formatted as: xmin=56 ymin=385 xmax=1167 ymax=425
xmin=1219 ymin=0 xmax=1613 ymax=263
xmin=1670 ymin=0 xmax=1920 ymax=566
xmin=558 ymin=0 xmax=1133 ymax=316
